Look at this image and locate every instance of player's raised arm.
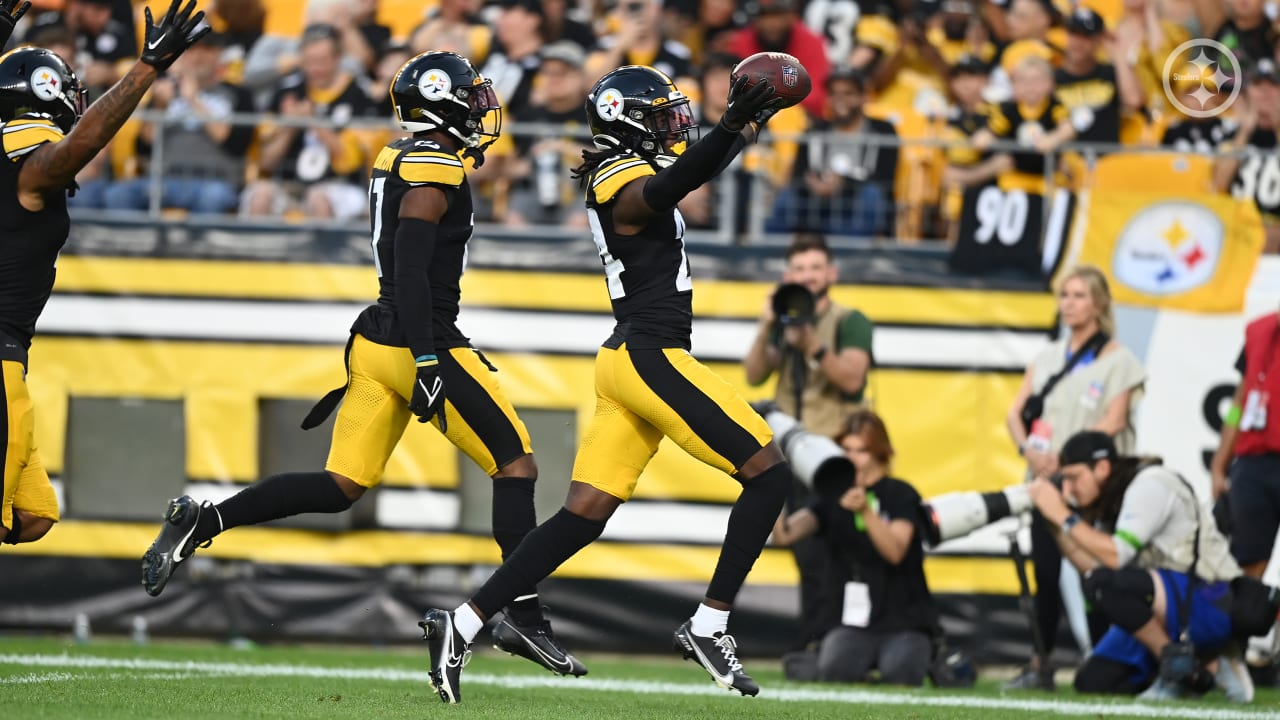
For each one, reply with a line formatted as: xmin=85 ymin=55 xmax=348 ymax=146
xmin=613 ymin=75 xmax=781 ymax=227
xmin=17 ymin=0 xmax=209 ymax=208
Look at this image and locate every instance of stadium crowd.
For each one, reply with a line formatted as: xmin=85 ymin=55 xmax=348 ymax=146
xmin=1 ymin=0 xmax=1276 ymax=246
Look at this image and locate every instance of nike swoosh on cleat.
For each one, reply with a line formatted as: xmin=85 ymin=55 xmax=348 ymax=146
xmin=685 ymin=636 xmax=736 ymax=688
xmin=517 ymin=635 xmax=574 ymax=673
xmin=169 ymin=520 xmax=199 ymax=564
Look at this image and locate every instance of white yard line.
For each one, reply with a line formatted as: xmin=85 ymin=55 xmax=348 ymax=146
xmin=0 ymin=653 xmax=1275 ymax=720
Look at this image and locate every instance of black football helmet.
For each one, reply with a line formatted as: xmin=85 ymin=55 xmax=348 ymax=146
xmin=389 ymin=51 xmax=501 ymax=153
xmin=585 ymin=65 xmax=697 ymax=166
xmin=0 ymin=47 xmax=86 ymax=134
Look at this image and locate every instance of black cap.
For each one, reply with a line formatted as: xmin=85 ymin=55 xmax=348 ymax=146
xmin=745 ymin=0 xmax=796 ymax=17
xmin=1247 ymin=58 xmax=1280 ymax=84
xmin=301 ymin=23 xmax=340 ymax=44
xmin=1065 ymin=7 xmax=1105 ymax=36
xmin=1058 ymin=431 xmax=1117 ymax=467
xmin=825 ymin=65 xmax=866 ymax=91
xmin=701 ymin=51 xmax=743 ymax=75
xmin=950 ymin=53 xmax=989 ymax=76
xmin=197 ymin=30 xmax=230 ymax=48
xmin=505 ymin=0 xmax=545 ymax=16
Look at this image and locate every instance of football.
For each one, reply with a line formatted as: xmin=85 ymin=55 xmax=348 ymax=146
xmin=730 ymin=52 xmax=812 ymax=109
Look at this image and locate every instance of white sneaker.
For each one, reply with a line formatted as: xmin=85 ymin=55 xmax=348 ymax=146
xmin=1246 ymin=621 xmax=1279 ymax=667
xmin=1215 ymin=652 xmax=1255 ymax=704
xmin=1136 ymin=678 xmax=1185 ymax=701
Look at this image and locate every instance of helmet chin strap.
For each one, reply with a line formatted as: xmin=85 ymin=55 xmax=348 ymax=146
xmin=462 ymin=146 xmax=486 ymax=168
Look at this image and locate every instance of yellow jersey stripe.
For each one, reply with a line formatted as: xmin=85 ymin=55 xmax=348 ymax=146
xmin=403 ymin=150 xmax=463 ymax=165
xmin=399 ymin=157 xmax=465 ymax=186
xmin=3 ymin=118 xmax=59 ymax=133
xmin=592 ymin=161 xmax=654 ymax=203
xmin=3 ymin=125 xmax=63 ymax=161
xmin=593 ymin=156 xmax=643 ymax=180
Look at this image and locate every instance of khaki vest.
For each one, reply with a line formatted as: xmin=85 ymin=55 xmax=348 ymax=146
xmin=775 ymin=303 xmax=864 ymax=438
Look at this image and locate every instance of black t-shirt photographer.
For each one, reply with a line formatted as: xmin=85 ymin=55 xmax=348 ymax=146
xmin=808 ymin=477 xmax=936 ymax=635
xmin=773 ymin=410 xmax=937 ymax=686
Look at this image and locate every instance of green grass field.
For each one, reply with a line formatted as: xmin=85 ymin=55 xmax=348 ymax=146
xmin=2 ymin=635 xmax=1278 ymax=719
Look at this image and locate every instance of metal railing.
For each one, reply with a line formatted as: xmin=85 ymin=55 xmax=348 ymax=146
xmin=105 ymin=108 xmax=1249 ymax=248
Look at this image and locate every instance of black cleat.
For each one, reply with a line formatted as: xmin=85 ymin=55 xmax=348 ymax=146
xmin=420 ymin=608 xmax=470 ymax=704
xmin=673 ymin=620 xmax=760 ymax=696
xmin=492 ymin=614 xmax=588 ymax=677
xmin=141 ymin=496 xmax=211 ymax=597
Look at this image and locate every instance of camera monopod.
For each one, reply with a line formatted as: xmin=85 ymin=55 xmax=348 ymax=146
xmin=1007 ymin=526 xmax=1050 ymax=668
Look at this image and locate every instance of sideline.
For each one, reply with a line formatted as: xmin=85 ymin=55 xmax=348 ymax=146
xmin=0 ymin=652 xmax=1273 ymax=720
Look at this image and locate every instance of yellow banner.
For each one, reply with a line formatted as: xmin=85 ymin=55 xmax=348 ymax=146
xmin=1064 ymin=154 xmax=1264 ymax=313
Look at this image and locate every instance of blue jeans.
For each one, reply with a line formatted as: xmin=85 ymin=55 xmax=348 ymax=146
xmin=103 ymin=177 xmax=238 ymax=214
xmin=68 ymin=179 xmax=112 ymax=209
xmin=766 ymin=183 xmax=890 ymax=237
xmin=1091 ymin=568 xmax=1234 ymax=687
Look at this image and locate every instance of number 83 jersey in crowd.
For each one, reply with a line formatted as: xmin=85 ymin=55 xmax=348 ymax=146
xmin=354 ymin=136 xmax=474 ymax=350
xmin=585 ymin=153 xmax=694 ymax=351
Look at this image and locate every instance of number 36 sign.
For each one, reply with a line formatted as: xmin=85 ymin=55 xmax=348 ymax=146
xmin=950 ymin=182 xmax=1074 ymax=278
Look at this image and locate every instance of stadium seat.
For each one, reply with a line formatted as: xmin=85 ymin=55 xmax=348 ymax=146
xmin=263 ymin=0 xmax=307 ymax=37
xmin=378 ymin=0 xmax=435 ymax=42
xmin=1087 ymin=153 xmax=1215 ymax=195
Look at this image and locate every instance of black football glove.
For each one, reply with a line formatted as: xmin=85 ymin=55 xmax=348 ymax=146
xmin=0 ymin=0 xmax=31 ymax=49
xmin=140 ymin=0 xmax=211 ymax=73
xmin=721 ymin=74 xmax=784 ymax=133
xmin=408 ymin=357 xmax=448 ymax=430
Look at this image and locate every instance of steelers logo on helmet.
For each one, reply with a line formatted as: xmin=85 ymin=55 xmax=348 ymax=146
xmin=595 ymin=87 xmax=624 ymax=121
xmin=418 ymin=68 xmax=453 ymax=100
xmin=29 ymin=66 xmax=63 ymax=102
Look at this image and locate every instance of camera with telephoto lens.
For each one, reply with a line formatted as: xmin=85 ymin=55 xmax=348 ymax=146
xmin=758 ymin=405 xmax=1034 ymax=545
xmin=772 ymin=283 xmax=816 ymax=327
xmin=757 ymin=402 xmax=853 ymax=497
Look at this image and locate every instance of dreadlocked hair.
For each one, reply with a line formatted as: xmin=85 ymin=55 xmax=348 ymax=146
xmin=1083 ymin=455 xmax=1164 ymax=531
xmin=571 ymin=147 xmax=625 ymax=187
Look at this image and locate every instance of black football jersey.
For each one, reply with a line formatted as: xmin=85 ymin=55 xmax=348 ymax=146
xmin=0 ymin=114 xmax=71 ymax=360
xmin=352 ymin=136 xmax=473 ymax=350
xmin=585 ymin=153 xmax=693 ymax=350
xmin=986 ymin=98 xmax=1070 ymax=176
xmin=1053 ymin=63 xmax=1120 ymax=146
xmin=1229 ymin=128 xmax=1280 ymax=221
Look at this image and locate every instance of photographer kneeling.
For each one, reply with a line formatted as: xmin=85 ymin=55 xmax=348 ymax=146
xmin=772 ymin=410 xmax=938 ymax=686
xmin=1028 ymin=431 xmax=1253 ymax=702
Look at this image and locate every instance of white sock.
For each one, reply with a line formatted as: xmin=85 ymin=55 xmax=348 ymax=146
xmin=690 ymin=604 xmax=730 ymax=637
xmin=453 ymin=604 xmax=483 ymax=644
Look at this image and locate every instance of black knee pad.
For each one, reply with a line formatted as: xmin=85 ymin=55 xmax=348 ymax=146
xmin=1083 ymin=567 xmax=1155 ymax=634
